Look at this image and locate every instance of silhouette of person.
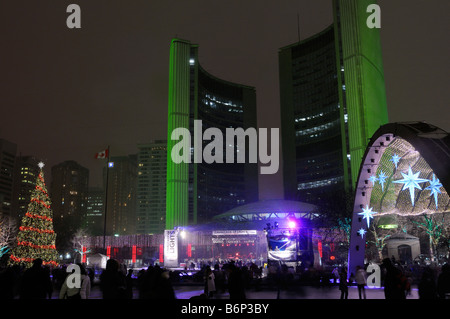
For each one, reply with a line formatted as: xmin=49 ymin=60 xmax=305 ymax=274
xmin=19 ymin=258 xmax=53 ymax=299
xmin=228 ymin=264 xmax=246 ymax=299
xmin=338 ymin=268 xmax=348 ymax=299
xmin=125 ymin=268 xmax=134 ymax=299
xmin=418 ymin=267 xmax=437 ymax=299
xmin=0 ymin=265 xmax=20 ymax=299
xmin=437 ymin=264 xmax=450 ymax=299
xmin=382 ymin=258 xmax=407 ymax=299
xmin=100 ymin=259 xmax=127 ymax=299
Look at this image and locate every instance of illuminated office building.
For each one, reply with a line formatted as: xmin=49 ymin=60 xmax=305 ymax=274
xmin=51 ymin=160 xmax=89 ymax=247
xmin=166 ymin=39 xmax=258 ymax=229
xmin=0 ymin=139 xmax=17 ymax=218
xmin=104 ymin=155 xmax=137 ymax=235
xmin=279 ymin=0 xmax=388 ymax=206
xmin=11 ymin=156 xmax=41 ymax=222
xmin=86 ymin=187 xmax=104 ymax=236
xmin=137 ymin=141 xmax=167 ymax=234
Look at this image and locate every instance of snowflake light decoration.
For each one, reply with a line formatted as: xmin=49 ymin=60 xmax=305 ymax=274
xmin=425 ymin=174 xmax=442 ymax=209
xmin=393 ymin=166 xmax=429 ymax=206
xmin=358 ymin=205 xmax=377 ymax=228
xmin=378 ymin=170 xmax=388 ymax=191
xmin=390 ymin=154 xmax=401 ymax=169
xmin=368 ymin=175 xmax=378 ymax=186
xmin=357 ymin=228 xmax=367 ymax=237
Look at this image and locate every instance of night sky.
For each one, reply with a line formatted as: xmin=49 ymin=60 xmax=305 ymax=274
xmin=2 ymin=1 xmax=449 ymax=200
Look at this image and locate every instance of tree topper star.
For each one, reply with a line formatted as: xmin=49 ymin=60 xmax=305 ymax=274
xmin=38 ymin=162 xmax=45 ymax=169
xmin=393 ymin=166 xmax=429 ymax=206
xmin=358 ymin=205 xmax=377 ymax=228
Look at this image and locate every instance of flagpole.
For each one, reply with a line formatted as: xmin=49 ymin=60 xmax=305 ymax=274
xmin=103 ymin=145 xmax=110 ymax=251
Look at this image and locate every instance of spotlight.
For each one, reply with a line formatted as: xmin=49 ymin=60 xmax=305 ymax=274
xmin=288 ymin=220 xmax=296 ymax=229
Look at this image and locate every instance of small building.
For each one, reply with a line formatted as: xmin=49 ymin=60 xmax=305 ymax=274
xmin=385 ymin=233 xmax=420 ymax=264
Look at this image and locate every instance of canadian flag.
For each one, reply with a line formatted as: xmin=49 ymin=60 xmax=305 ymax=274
xmin=95 ymin=149 xmax=108 ymax=159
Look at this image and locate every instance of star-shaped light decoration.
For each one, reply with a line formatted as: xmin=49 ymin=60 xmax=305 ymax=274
xmin=390 ymin=154 xmax=401 ymax=169
xmin=425 ymin=174 xmax=443 ymax=209
xmin=38 ymin=162 xmax=45 ymax=169
xmin=393 ymin=166 xmax=429 ymax=206
xmin=368 ymin=175 xmax=378 ymax=186
xmin=378 ymin=171 xmax=388 ymax=191
xmin=358 ymin=205 xmax=377 ymax=228
xmin=357 ymin=228 xmax=367 ymax=237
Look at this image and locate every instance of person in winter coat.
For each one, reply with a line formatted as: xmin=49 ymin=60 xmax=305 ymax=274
xmin=59 ymin=263 xmax=91 ymax=299
xmin=338 ymin=268 xmax=349 ymax=299
xmin=355 ymin=265 xmax=367 ymax=299
xmin=204 ymin=267 xmax=216 ymax=298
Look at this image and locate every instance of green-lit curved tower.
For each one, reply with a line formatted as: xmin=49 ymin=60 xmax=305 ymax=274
xmin=337 ymin=0 xmax=389 ymax=185
xmin=280 ymin=0 xmax=388 ymax=205
xmin=166 ymin=39 xmax=258 ymax=230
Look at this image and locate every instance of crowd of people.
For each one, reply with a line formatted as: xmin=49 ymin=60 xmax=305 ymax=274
xmin=335 ymin=258 xmax=450 ymax=299
xmin=0 ymin=256 xmax=449 ymax=299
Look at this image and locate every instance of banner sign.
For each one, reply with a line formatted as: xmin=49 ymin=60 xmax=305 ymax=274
xmin=212 ymin=230 xmax=257 ymax=236
xmin=164 ymin=229 xmax=178 ymax=267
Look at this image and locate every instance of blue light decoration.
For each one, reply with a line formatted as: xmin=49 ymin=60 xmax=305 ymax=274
xmin=425 ymin=174 xmax=442 ymax=209
xmin=377 ymin=171 xmax=388 ymax=191
xmin=357 ymin=228 xmax=367 ymax=237
xmin=358 ymin=205 xmax=377 ymax=228
xmin=368 ymin=175 xmax=378 ymax=186
xmin=393 ymin=166 xmax=429 ymax=206
xmin=390 ymin=154 xmax=401 ymax=169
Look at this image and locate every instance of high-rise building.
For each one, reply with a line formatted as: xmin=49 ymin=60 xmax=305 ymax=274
xmin=0 ymin=139 xmax=17 ymax=218
xmin=51 ymin=160 xmax=89 ymax=238
xmin=11 ymin=156 xmax=41 ymax=222
xmin=137 ymin=141 xmax=167 ymax=234
xmin=279 ymin=0 xmax=388 ymax=207
xmin=85 ymin=187 xmax=104 ymax=236
xmin=104 ymin=155 xmax=137 ymax=235
xmin=166 ymin=39 xmax=259 ymax=229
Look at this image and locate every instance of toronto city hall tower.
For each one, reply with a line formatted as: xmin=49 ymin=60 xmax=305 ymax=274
xmin=280 ymin=0 xmax=388 ymax=206
xmin=166 ymin=39 xmax=258 ymax=229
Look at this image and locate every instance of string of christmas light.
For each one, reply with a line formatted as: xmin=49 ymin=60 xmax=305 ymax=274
xmin=10 ymin=255 xmax=58 ymax=267
xmin=25 ymin=212 xmax=53 ymax=222
xmin=30 ymin=198 xmax=51 ymax=209
xmin=19 ymin=226 xmax=55 ymax=234
xmin=17 ymin=241 xmax=56 ymax=249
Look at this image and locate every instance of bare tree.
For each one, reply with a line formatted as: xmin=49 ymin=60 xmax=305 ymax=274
xmin=0 ymin=215 xmax=17 ymax=258
xmin=411 ymin=214 xmax=445 ymax=260
xmin=367 ymin=219 xmax=393 ymax=262
xmin=71 ymin=228 xmax=91 ymax=263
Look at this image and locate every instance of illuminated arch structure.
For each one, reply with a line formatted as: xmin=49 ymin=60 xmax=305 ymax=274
xmin=348 ymin=122 xmax=450 ymax=276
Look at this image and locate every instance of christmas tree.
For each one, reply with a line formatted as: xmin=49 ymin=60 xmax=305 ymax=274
xmin=9 ymin=162 xmax=59 ymax=267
